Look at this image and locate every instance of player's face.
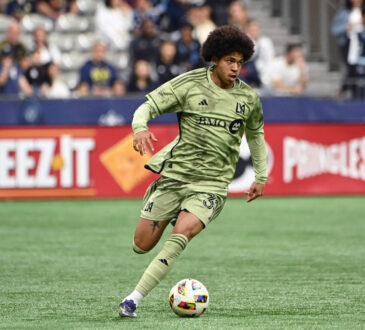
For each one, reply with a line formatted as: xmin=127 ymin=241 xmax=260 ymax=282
xmin=211 ymin=52 xmax=244 ymax=89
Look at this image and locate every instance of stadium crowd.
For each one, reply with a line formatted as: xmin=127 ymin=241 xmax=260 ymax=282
xmin=0 ymin=0 xmax=312 ymax=98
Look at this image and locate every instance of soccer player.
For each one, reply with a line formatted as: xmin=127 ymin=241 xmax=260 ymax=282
xmin=119 ymin=25 xmax=267 ymax=318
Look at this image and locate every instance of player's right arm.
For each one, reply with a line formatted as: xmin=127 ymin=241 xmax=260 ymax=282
xmin=132 ymin=81 xmax=183 ymax=155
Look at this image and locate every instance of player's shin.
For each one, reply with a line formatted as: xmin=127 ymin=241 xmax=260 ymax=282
xmin=135 ymin=233 xmax=188 ymax=298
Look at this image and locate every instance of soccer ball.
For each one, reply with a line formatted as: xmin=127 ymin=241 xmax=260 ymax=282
xmin=169 ymin=279 xmax=209 ymax=317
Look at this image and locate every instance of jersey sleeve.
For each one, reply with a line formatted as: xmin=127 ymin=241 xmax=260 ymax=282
xmin=132 ymin=81 xmax=184 ymax=134
xmin=245 ymin=95 xmax=268 ymax=184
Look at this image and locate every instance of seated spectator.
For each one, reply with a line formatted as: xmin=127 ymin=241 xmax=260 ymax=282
xmin=228 ymin=0 xmax=249 ymax=31
xmin=176 ymin=22 xmax=204 ymax=71
xmin=0 ymin=45 xmax=32 ymax=96
xmin=32 ymin=26 xmax=61 ymax=65
xmin=24 ymin=49 xmax=51 ymax=95
xmin=36 ymin=0 xmax=79 ymax=19
xmin=0 ymin=21 xmax=26 ymax=65
xmin=133 ymin=0 xmax=160 ymax=33
xmin=263 ymin=43 xmax=308 ymax=96
xmin=127 ymin=59 xmax=154 ymax=92
xmin=155 ymin=40 xmax=182 ymax=85
xmin=187 ymin=2 xmax=216 ymax=45
xmin=44 ymin=62 xmax=70 ymax=98
xmin=95 ymin=0 xmax=134 ymax=48
xmin=129 ymin=18 xmax=160 ymax=65
xmin=6 ymin=0 xmax=37 ymax=21
xmin=77 ymin=41 xmax=123 ymax=97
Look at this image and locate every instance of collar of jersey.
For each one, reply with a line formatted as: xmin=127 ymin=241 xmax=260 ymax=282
xmin=207 ymin=66 xmax=239 ymax=93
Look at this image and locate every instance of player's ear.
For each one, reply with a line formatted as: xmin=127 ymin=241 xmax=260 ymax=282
xmin=211 ymin=56 xmax=219 ymax=67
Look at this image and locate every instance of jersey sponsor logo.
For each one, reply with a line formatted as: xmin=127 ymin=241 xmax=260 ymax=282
xmin=203 ymin=193 xmax=218 ymax=209
xmin=229 ymin=119 xmax=243 ymax=134
xmin=144 ymin=202 xmax=154 ymax=212
xmin=236 ymin=102 xmax=246 ymax=115
xmin=198 ymin=99 xmax=208 ymax=106
xmin=197 ymin=116 xmax=227 ymax=128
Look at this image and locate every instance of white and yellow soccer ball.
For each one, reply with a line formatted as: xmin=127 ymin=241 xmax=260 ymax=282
xmin=169 ymin=279 xmax=209 ymax=317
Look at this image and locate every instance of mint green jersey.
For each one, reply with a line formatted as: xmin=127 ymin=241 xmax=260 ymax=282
xmin=132 ymin=67 xmax=267 ymax=192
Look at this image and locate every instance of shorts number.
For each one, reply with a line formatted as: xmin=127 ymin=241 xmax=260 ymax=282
xmin=203 ymin=194 xmax=217 ymax=210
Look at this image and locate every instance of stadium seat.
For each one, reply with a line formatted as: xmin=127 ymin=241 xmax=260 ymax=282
xmin=106 ymin=52 xmax=129 ymax=71
xmin=60 ymin=52 xmax=86 ymax=71
xmin=77 ymin=0 xmax=100 ymax=16
xmin=19 ymin=34 xmax=33 ymax=49
xmin=76 ymin=33 xmax=98 ymax=52
xmin=55 ymin=14 xmax=90 ymax=33
xmin=0 ymin=14 xmax=14 ymax=32
xmin=59 ymin=71 xmax=79 ymax=90
xmin=21 ymin=14 xmax=53 ymax=33
xmin=49 ymin=33 xmax=75 ymax=53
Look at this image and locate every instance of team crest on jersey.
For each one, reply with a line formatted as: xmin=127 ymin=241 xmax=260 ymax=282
xmin=236 ymin=102 xmax=246 ymax=115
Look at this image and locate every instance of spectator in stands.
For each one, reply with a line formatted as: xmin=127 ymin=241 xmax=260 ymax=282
xmin=127 ymin=59 xmax=154 ymax=92
xmin=245 ymin=18 xmax=275 ymax=77
xmin=0 ymin=45 xmax=32 ymax=96
xmin=331 ymin=0 xmax=365 ymax=62
xmin=32 ymin=26 xmax=61 ymax=65
xmin=228 ymin=0 xmax=249 ymax=31
xmin=331 ymin=0 xmax=365 ymax=98
xmin=129 ymin=18 xmax=160 ymax=65
xmin=0 ymin=21 xmax=26 ymax=65
xmin=155 ymin=40 xmax=181 ymax=85
xmin=44 ymin=62 xmax=70 ymax=98
xmin=176 ymin=22 xmax=204 ymax=71
xmin=36 ymin=0 xmax=79 ymax=20
xmin=187 ymin=2 xmax=216 ymax=45
xmin=133 ymin=0 xmax=160 ymax=33
xmin=240 ymin=18 xmax=275 ymax=87
xmin=263 ymin=43 xmax=308 ymax=96
xmin=6 ymin=0 xmax=36 ymax=21
xmin=24 ymin=49 xmax=51 ymax=95
xmin=77 ymin=41 xmax=123 ymax=97
xmin=95 ymin=0 xmax=134 ymax=48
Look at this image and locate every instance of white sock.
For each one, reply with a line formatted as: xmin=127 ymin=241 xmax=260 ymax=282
xmin=124 ymin=290 xmax=144 ymax=306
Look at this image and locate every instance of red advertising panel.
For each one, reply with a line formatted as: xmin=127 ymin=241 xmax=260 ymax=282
xmin=0 ymin=124 xmax=364 ymax=199
xmin=0 ymin=126 xmax=178 ymax=199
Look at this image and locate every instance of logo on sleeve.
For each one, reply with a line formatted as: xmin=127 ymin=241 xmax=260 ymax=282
xmin=198 ymin=99 xmax=208 ymax=106
xmin=229 ymin=119 xmax=243 ymax=134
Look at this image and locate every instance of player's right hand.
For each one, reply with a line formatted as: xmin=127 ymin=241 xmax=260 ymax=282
xmin=133 ymin=130 xmax=158 ymax=156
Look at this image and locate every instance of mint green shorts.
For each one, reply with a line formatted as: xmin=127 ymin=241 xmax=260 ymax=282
xmin=140 ymin=176 xmax=227 ymax=227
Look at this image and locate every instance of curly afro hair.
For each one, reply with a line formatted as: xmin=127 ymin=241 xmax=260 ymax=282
xmin=201 ymin=25 xmax=254 ymax=62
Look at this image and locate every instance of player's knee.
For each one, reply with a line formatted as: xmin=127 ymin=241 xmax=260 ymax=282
xmin=133 ymin=238 xmax=150 ymax=254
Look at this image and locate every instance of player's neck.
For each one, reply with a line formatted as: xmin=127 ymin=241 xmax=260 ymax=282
xmin=210 ymin=70 xmax=234 ymax=90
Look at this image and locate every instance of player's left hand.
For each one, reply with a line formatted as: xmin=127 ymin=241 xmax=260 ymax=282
xmin=246 ymin=182 xmax=265 ymax=203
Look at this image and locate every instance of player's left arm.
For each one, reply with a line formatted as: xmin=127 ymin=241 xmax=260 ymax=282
xmin=245 ymin=95 xmax=268 ymax=203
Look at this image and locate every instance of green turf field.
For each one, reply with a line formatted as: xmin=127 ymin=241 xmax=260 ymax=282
xmin=0 ymin=197 xmax=364 ymax=329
